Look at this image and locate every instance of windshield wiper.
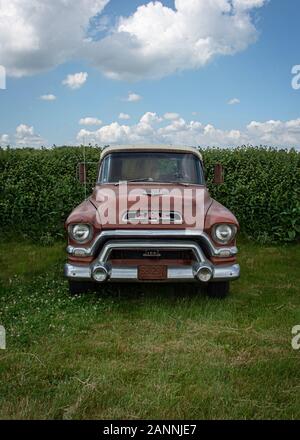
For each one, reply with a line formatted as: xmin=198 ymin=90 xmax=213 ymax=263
xmin=115 ymin=178 xmax=154 ymax=186
xmin=128 ymin=178 xmax=154 ymax=182
xmin=156 ymin=181 xmax=190 ymax=187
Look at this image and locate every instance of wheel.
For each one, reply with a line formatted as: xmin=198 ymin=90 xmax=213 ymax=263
xmin=68 ymin=281 xmax=95 ymax=295
xmin=207 ymin=281 xmax=230 ymax=299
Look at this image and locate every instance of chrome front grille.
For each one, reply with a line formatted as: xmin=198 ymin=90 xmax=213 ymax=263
xmin=123 ymin=210 xmax=183 ymax=224
xmin=108 ymin=249 xmax=195 ymax=261
xmin=97 ymin=240 xmax=206 ymax=263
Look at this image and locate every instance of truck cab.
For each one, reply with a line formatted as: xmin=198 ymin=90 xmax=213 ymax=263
xmin=65 ymin=145 xmax=240 ymax=298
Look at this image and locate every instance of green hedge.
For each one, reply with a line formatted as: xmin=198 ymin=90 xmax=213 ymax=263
xmin=0 ymin=146 xmax=299 ymax=243
xmin=202 ymin=147 xmax=300 ymax=243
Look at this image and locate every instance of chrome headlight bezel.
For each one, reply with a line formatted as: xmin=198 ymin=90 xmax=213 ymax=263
xmin=68 ymin=224 xmax=93 ymax=244
xmin=212 ymin=224 xmax=237 ymax=245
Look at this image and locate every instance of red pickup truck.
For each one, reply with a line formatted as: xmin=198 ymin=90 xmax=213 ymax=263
xmin=65 ymin=145 xmax=240 ymax=298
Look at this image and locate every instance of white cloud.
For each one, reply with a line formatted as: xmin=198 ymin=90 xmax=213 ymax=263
xmin=0 ymin=1 xmax=109 ymax=77
xmin=119 ymin=113 xmax=131 ymax=120
xmin=247 ymin=119 xmax=300 ymax=145
xmin=0 ymin=134 xmax=9 ymax=144
xmin=62 ymin=72 xmax=88 ymax=89
xmin=0 ymin=0 xmax=267 ymax=81
xmin=125 ymin=93 xmax=142 ymax=102
xmin=233 ymin=0 xmax=266 ymax=10
xmin=79 ymin=117 xmax=102 ymax=126
xmin=76 ymin=112 xmax=300 ymax=148
xmin=15 ymin=124 xmax=45 ymax=147
xmin=77 ymin=124 xmax=132 ymax=145
xmin=40 ymin=94 xmax=56 ymax=101
xmin=140 ymin=112 xmax=162 ymax=124
xmin=91 ymin=0 xmax=267 ymax=80
xmin=164 ymin=112 xmax=180 ymax=120
xmin=228 ymin=98 xmax=240 ymax=105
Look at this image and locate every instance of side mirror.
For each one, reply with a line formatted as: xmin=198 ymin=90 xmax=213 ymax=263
xmin=213 ymin=163 xmax=224 ymax=185
xmin=77 ymin=162 xmax=87 ymax=184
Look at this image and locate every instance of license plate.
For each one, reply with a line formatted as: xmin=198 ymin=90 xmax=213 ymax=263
xmin=138 ymin=265 xmax=167 ymax=280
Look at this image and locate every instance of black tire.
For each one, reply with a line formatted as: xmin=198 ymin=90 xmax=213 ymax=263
xmin=68 ymin=281 xmax=95 ymax=295
xmin=207 ymin=281 xmax=230 ymax=299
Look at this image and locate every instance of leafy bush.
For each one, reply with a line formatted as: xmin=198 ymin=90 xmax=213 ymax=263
xmin=202 ymin=147 xmax=300 ymax=243
xmin=0 ymin=147 xmax=100 ymax=240
xmin=0 ymin=146 xmax=299 ymax=243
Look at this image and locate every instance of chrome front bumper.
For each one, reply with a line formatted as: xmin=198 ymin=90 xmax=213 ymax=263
xmin=64 ymin=262 xmax=240 ymax=283
xmin=65 ymin=238 xmax=240 ymax=284
xmin=64 ymin=237 xmax=240 ymax=283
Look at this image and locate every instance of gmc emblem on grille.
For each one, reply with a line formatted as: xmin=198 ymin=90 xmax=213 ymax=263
xmin=143 ymin=250 xmax=161 ymax=258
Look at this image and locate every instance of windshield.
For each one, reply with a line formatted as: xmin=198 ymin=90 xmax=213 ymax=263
xmin=98 ymin=152 xmax=204 ymax=185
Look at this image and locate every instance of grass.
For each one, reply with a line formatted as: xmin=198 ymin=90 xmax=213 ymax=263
xmin=0 ymin=239 xmax=300 ymax=420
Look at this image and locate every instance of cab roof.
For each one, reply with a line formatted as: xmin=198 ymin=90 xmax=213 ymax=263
xmin=100 ymin=145 xmax=203 ymax=161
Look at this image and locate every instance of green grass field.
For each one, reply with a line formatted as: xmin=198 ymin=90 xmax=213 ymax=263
xmin=0 ymin=239 xmax=300 ymax=420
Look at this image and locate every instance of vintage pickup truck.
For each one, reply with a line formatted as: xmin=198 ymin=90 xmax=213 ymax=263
xmin=64 ymin=145 xmax=240 ymax=298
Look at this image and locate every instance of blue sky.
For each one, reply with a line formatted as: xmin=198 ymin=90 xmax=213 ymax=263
xmin=0 ymin=0 xmax=299 ymax=148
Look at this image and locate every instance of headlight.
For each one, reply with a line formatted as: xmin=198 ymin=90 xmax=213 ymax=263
xmin=68 ymin=224 xmax=92 ymax=243
xmin=212 ymin=224 xmax=237 ymax=245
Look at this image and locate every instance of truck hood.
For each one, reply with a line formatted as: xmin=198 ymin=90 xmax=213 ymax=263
xmin=89 ymin=183 xmax=213 ymax=230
